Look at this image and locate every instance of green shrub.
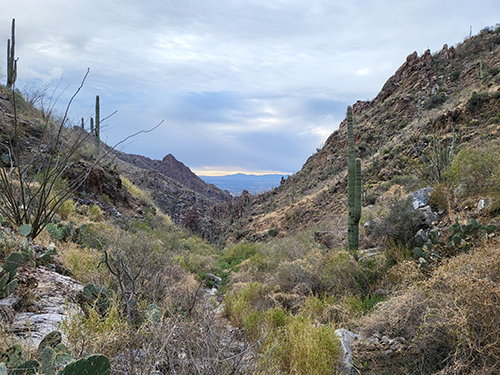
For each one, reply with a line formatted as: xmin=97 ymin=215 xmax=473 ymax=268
xmin=426 ymin=93 xmax=447 ymax=109
xmin=467 ymin=91 xmax=490 ymax=112
xmin=429 ymin=183 xmax=452 ymax=214
xmin=371 ymin=196 xmax=422 ymax=249
xmin=448 ymin=143 xmax=500 ymax=196
xmin=221 ymin=242 xmax=258 ymax=270
xmin=58 ymin=199 xmax=77 ymax=220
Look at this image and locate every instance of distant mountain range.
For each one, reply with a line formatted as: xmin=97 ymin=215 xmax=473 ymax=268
xmin=199 ymin=173 xmax=290 ymax=196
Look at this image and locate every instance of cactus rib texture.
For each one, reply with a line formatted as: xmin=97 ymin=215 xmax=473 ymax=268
xmin=6 ymin=19 xmax=16 ymax=88
xmin=95 ymin=95 xmax=100 ymax=147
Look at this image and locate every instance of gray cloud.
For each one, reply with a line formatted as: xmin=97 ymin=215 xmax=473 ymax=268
xmin=1 ymin=1 xmax=499 ymax=174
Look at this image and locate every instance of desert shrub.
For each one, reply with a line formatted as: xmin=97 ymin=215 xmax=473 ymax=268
xmin=77 ymin=222 xmax=116 ymax=250
xmin=276 ymin=259 xmax=319 ymax=294
xmin=449 ymin=71 xmax=461 ymax=81
xmin=220 ymin=242 xmax=259 ymax=270
xmin=273 ymin=317 xmax=341 ymax=375
xmin=89 ymin=205 xmax=104 ymax=222
xmin=371 ymin=196 xmax=422 ymax=249
xmin=321 ymin=251 xmax=368 ymax=295
xmin=267 ymin=306 xmax=290 ymax=329
xmin=467 ymin=91 xmax=491 ymax=112
xmin=426 ymin=92 xmax=447 ymax=109
xmin=224 ymin=282 xmax=271 ymax=328
xmin=104 ymin=229 xmax=188 ymax=305
xmin=59 ymin=241 xmax=105 ymax=284
xmin=448 ymin=143 xmax=500 ymax=196
xmin=384 ymin=260 xmax=424 ymax=289
xmin=175 ymin=236 xmax=218 ymax=274
xmin=58 ymin=199 xmax=77 ymax=220
xmin=61 ymin=303 xmax=129 ymax=359
xmin=358 ymin=245 xmax=500 ymax=374
xmin=429 ymin=182 xmax=452 ymax=214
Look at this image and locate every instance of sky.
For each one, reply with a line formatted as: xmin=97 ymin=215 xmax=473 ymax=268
xmin=1 ymin=1 xmax=499 ymax=176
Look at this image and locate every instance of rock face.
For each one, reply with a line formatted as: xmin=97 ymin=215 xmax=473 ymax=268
xmin=5 ymin=267 xmax=83 ymax=347
xmin=114 ymin=151 xmax=232 ymax=203
xmin=408 ymin=187 xmax=433 ymax=209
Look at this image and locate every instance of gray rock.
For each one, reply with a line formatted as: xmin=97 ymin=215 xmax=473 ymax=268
xmin=418 ymin=205 xmax=438 ymax=226
xmin=358 ymin=247 xmax=383 ymax=262
xmin=334 ymin=328 xmax=360 ymax=375
xmin=204 ymin=272 xmax=222 ymax=287
xmin=8 ymin=267 xmax=83 ymax=347
xmin=477 ymin=199 xmax=490 ymax=211
xmin=415 ymin=229 xmax=429 ymax=245
xmin=408 ymin=187 xmax=434 ymax=209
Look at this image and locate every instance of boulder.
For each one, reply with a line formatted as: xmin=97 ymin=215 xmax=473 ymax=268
xmin=335 ymin=328 xmax=360 ymax=375
xmin=8 ymin=267 xmax=83 ymax=347
xmin=418 ymin=205 xmax=438 ymax=226
xmin=477 ymin=199 xmax=490 ymax=211
xmin=408 ymin=188 xmax=433 ymax=209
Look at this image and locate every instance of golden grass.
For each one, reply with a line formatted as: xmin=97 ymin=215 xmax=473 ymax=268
xmin=58 ymin=241 xmax=107 ymax=285
xmin=356 ymin=241 xmax=500 ymax=374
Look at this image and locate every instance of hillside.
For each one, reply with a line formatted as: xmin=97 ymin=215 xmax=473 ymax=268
xmin=1 ymin=23 xmax=500 ymax=375
xmin=114 ymin=151 xmax=232 ymax=202
xmin=194 ymin=26 xmax=500 ymax=245
xmin=199 ymin=173 xmax=287 ymax=196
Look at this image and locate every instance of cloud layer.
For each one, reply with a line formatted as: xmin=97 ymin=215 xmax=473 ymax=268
xmin=1 ymin=1 xmax=499 ymax=174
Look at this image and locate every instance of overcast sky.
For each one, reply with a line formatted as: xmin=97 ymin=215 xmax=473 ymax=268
xmin=1 ymin=1 xmax=499 ymax=175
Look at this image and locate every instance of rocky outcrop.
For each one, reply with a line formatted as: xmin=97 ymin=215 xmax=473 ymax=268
xmin=3 ymin=267 xmax=83 ymax=347
xmin=114 ymin=151 xmax=232 ymax=203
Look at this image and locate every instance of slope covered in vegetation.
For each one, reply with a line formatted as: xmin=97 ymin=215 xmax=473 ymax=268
xmin=1 ymin=23 xmax=500 ymax=375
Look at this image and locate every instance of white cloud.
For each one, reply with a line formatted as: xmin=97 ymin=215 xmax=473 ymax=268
xmin=1 ymin=1 xmax=500 ymax=174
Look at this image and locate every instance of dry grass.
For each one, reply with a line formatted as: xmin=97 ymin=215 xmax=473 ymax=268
xmin=355 ymin=241 xmax=500 ymax=374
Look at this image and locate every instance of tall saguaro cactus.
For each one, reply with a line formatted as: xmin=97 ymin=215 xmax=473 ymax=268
xmin=347 ymin=106 xmax=362 ymax=251
xmin=6 ymin=18 xmax=17 ymax=88
xmin=95 ymin=95 xmax=100 ymax=147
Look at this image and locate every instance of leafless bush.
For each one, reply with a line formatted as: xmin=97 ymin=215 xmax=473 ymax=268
xmin=19 ymin=78 xmax=64 ymax=119
xmin=0 ymin=73 xmax=161 ymax=239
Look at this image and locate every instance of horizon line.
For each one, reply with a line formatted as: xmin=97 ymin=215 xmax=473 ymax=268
xmin=193 ymin=169 xmax=293 ymax=177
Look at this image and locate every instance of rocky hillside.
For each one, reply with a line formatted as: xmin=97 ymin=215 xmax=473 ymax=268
xmin=191 ymin=25 xmax=500 ymax=245
xmin=114 ymin=151 xmax=232 ymax=202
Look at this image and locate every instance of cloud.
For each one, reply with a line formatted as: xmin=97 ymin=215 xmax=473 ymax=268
xmin=1 ymin=1 xmax=500 ymax=175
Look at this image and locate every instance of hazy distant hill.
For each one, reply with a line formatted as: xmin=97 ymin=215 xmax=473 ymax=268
xmin=199 ymin=173 xmax=289 ymax=196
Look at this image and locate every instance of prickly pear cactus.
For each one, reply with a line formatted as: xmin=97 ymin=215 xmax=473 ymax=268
xmin=0 ymin=277 xmax=18 ymax=299
xmin=41 ymin=347 xmax=56 ymax=375
xmin=37 ymin=331 xmax=62 ymax=358
xmin=0 ymin=343 xmax=24 ymax=369
xmin=18 ymin=224 xmax=32 ymax=237
xmin=2 ymin=252 xmax=23 ymax=279
xmin=58 ymin=354 xmax=110 ymax=375
xmin=77 ymin=284 xmax=110 ymax=317
xmin=11 ymin=359 xmax=39 ymax=375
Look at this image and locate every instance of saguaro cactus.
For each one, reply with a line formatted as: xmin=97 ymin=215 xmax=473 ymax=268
xmin=95 ymin=95 xmax=100 ymax=147
xmin=6 ymin=18 xmax=17 ymax=88
xmin=347 ymin=106 xmax=362 ymax=251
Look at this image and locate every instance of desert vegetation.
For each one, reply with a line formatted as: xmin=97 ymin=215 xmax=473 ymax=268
xmin=1 ymin=21 xmax=500 ymax=375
